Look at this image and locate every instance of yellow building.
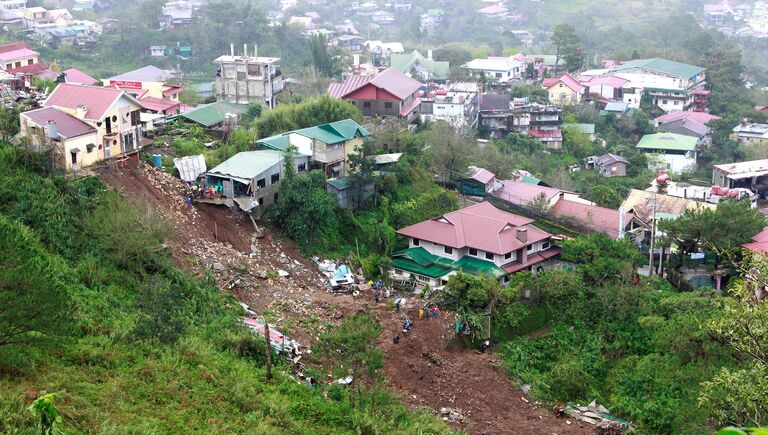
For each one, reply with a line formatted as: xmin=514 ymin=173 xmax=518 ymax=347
xmin=102 ymin=65 xmax=182 ymax=101
xmin=20 ymin=84 xmax=144 ymax=171
xmin=543 ymin=73 xmax=584 ymax=106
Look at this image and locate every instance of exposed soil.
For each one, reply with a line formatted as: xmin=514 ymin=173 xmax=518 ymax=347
xmin=97 ymin=160 xmax=593 ymax=435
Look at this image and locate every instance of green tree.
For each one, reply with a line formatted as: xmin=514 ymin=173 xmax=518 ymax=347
xmin=550 ymin=24 xmax=583 ymax=72
xmin=256 ymin=95 xmax=361 ymax=138
xmin=271 ymin=169 xmax=340 ymax=253
xmin=0 ymin=105 xmax=20 ymax=141
xmin=423 ymin=121 xmax=473 ymax=184
xmin=659 ymin=200 xmax=765 ymax=258
xmin=313 ymin=314 xmax=384 ymax=408
xmin=307 ymin=33 xmax=339 ymax=77
xmin=590 ymin=184 xmax=623 ymax=208
xmin=562 ymin=233 xmax=641 ymax=284
xmin=496 ymin=132 xmax=543 ymax=154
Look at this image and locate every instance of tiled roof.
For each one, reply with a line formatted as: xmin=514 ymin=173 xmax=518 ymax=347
xmin=63 ymin=68 xmax=97 ymax=85
xmin=615 ymin=57 xmax=705 ymax=79
xmin=396 ymin=201 xmax=552 ymax=255
xmin=547 ymin=73 xmax=584 ymax=92
xmin=23 ymin=106 xmax=96 ymax=139
xmin=44 ymin=83 xmax=132 ymax=121
xmin=552 ymin=199 xmax=631 ymax=239
xmin=636 ymin=133 xmax=697 ymax=151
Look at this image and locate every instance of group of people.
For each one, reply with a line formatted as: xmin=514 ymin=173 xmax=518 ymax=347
xmin=392 ymin=304 xmax=440 ymax=344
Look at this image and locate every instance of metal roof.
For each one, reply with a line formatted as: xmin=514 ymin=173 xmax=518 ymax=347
xmin=177 ymin=101 xmax=246 ymax=127
xmin=206 ymin=150 xmax=283 ymax=183
xmin=390 ymin=50 xmax=450 ymax=80
xmin=615 ymin=57 xmax=705 ymax=79
xmin=636 ymin=133 xmax=697 ymax=151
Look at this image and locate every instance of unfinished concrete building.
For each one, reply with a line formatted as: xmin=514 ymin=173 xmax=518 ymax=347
xmin=213 ymin=44 xmax=283 ymax=109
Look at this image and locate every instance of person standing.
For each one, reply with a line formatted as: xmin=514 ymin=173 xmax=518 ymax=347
xmin=432 ymin=305 xmax=440 ymax=319
xmin=418 ymin=307 xmax=424 ymax=320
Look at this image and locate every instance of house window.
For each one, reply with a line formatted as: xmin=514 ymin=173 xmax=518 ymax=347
xmin=394 ymin=269 xmax=404 ymax=275
xmin=27 ymin=59 xmax=33 ymax=65
xmin=384 ymin=102 xmax=392 ymax=109
xmin=363 ymin=101 xmax=371 ymax=108
xmin=258 ymin=197 xmax=264 ymax=205
xmin=271 ymin=173 xmax=280 ymax=184
xmin=612 ymin=165 xmax=618 ymax=172
xmin=413 ymin=238 xmax=420 ymax=246
xmin=495 ymin=72 xmax=502 ymax=78
xmin=297 ymin=163 xmax=306 ymax=172
xmin=14 ymin=61 xmax=20 ymax=68
xmin=469 ymin=248 xmax=478 ymax=256
xmin=559 ymin=83 xmax=564 ymax=87
xmin=123 ymin=133 xmax=134 ymax=151
xmin=505 ymin=252 xmax=512 ymax=260
xmin=444 ymin=246 xmax=453 ymax=255
xmin=130 ymin=110 xmax=140 ymax=126
xmin=485 ymin=252 xmax=494 ymax=260
xmin=662 ymin=100 xmax=668 ymax=105
xmin=527 ymin=244 xmax=534 ymax=252
xmin=502 ymin=275 xmax=510 ymax=284
xmin=416 ymin=275 xmax=430 ymax=283
xmin=257 ymin=178 xmax=266 ymax=188
xmin=542 ymin=241 xmax=551 ymax=250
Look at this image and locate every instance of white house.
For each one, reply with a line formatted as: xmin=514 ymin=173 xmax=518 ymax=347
xmin=461 ymin=56 xmax=524 ymax=83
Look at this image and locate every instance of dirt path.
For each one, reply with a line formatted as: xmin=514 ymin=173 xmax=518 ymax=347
xmin=97 ymin=160 xmax=592 ymax=435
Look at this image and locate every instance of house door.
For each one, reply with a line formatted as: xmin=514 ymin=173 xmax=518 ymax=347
xmin=70 ymin=151 xmax=77 ymax=166
xmin=105 ymin=117 xmax=112 ymax=134
xmin=104 ymin=139 xmax=111 ymax=158
xmin=222 ymin=180 xmax=234 ymax=198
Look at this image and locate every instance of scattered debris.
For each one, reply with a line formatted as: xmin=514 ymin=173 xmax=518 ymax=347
xmin=440 ymin=407 xmax=467 ymax=424
xmin=565 ymin=400 xmax=634 ymax=432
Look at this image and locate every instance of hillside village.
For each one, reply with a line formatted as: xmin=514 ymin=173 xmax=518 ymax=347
xmin=2 ymin=0 xmax=768 ymax=434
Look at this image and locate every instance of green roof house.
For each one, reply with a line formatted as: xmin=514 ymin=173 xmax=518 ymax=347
xmin=390 ymin=50 xmax=450 ymax=81
xmin=204 ymin=150 xmax=310 ymax=210
xmin=611 ymin=57 xmax=707 ymax=113
xmin=174 ymin=101 xmax=247 ymax=128
xmin=257 ymin=119 xmax=370 ymax=179
xmin=636 ymin=132 xmax=698 ymax=174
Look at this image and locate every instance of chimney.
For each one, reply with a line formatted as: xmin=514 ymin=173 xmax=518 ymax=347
xmin=427 ymin=49 xmax=433 ymax=60
xmin=254 ymin=44 xmax=258 ymax=58
xmin=243 ymin=43 xmax=248 ymax=57
xmin=75 ymin=105 xmax=87 ymax=119
xmin=353 ymin=53 xmax=360 ymax=66
xmin=741 ymin=118 xmax=748 ymax=126
xmin=516 ymin=228 xmax=528 ymax=243
xmin=230 ymin=43 xmax=234 ymax=57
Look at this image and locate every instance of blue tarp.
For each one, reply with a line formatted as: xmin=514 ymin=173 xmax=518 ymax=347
xmin=333 ymin=264 xmax=352 ymax=280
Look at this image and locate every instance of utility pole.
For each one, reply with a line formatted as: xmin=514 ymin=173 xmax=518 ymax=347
xmin=263 ymin=320 xmax=272 ymax=382
xmin=648 ymin=191 xmax=657 ymax=275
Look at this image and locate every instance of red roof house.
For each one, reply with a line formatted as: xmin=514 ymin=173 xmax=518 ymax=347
xmin=543 ymin=72 xmax=585 ymax=105
xmin=44 ymin=83 xmax=142 ymax=121
xmin=328 ymin=67 xmax=422 ymax=119
xmin=742 ymin=228 xmax=768 ymax=253
xmin=63 ymin=68 xmax=98 ymax=86
xmin=394 ymin=202 xmax=561 ymax=281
